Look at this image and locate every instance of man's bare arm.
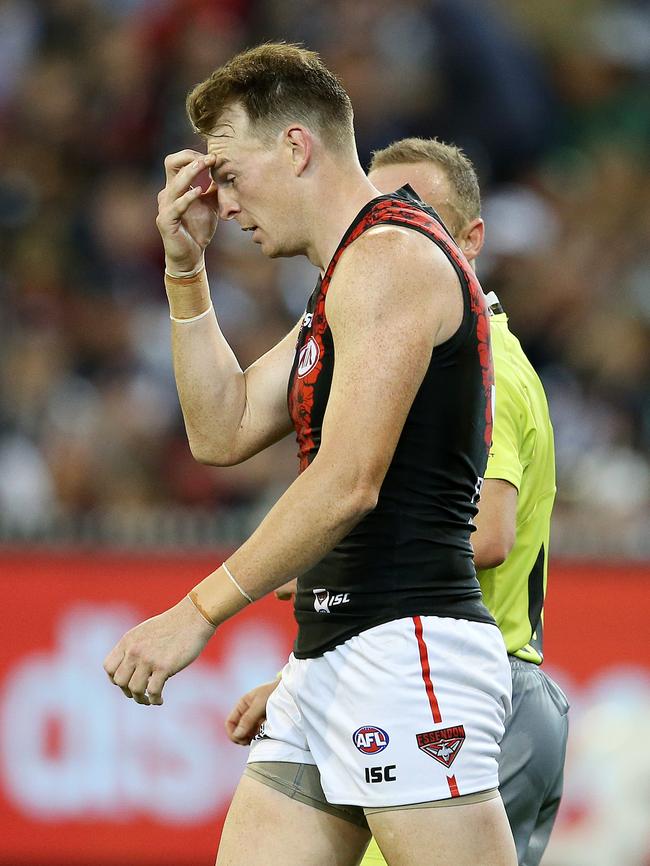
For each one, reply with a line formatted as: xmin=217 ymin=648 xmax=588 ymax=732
xmin=104 ymin=228 xmax=463 ymax=705
xmin=157 ymin=149 xmax=297 ymax=466
xmin=171 ymin=314 xmax=299 ymax=465
xmin=196 ymin=226 xmax=463 ymax=608
xmin=472 ymin=478 xmax=518 ymax=569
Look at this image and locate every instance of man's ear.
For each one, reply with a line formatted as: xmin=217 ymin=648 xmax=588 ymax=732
xmin=456 ymin=217 xmax=484 ymax=264
xmin=285 ymin=126 xmax=313 ymax=176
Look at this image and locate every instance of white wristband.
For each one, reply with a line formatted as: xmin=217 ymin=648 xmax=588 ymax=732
xmin=223 ymin=563 xmax=254 ymax=604
xmin=169 ymin=302 xmax=213 ymax=324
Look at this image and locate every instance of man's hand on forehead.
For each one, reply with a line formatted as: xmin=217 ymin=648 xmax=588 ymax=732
xmin=161 ymin=151 xmax=218 ymax=202
xmin=163 ymin=149 xmax=216 ymax=180
xmin=156 ymin=149 xmax=220 ymax=274
xmin=194 ymin=160 xmax=216 ymax=197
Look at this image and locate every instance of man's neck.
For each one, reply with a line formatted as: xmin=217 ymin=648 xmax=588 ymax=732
xmin=303 ymin=163 xmax=381 ymax=271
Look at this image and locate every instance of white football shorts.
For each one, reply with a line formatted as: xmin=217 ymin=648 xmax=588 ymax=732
xmin=247 ymin=615 xmax=512 ymax=808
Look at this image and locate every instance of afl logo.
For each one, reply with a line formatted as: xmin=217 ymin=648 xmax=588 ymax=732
xmin=297 ymin=336 xmax=320 ymax=378
xmin=353 ymin=726 xmax=390 ymax=755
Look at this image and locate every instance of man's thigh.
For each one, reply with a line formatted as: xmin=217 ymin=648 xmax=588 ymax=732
xmin=366 ymin=795 xmax=517 ymax=866
xmin=498 ymin=662 xmax=569 ymax=866
xmin=216 ymin=775 xmax=371 ymax=866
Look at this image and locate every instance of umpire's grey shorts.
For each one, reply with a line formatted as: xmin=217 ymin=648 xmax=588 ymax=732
xmin=499 ymin=658 xmax=570 ymax=866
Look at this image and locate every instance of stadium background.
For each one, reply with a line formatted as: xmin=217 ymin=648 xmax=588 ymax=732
xmin=1 ymin=1 xmax=649 ymax=864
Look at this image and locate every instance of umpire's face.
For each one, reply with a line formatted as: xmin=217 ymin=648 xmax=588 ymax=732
xmin=369 ymin=161 xmax=460 ymax=238
xmin=369 ymin=161 xmax=483 ymax=265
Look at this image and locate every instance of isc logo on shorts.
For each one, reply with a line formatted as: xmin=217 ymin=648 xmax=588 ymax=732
xmin=353 ymin=726 xmax=390 ymax=754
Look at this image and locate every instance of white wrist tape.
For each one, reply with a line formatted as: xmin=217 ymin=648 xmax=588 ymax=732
xmin=169 ymin=302 xmax=213 ymax=323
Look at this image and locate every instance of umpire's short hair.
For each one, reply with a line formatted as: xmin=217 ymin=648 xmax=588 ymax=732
xmin=370 ymin=138 xmax=481 ymax=233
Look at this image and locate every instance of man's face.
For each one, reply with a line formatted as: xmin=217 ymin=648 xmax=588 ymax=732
xmin=206 ymin=103 xmax=300 ymax=258
xmin=368 ymin=161 xmax=462 ymax=242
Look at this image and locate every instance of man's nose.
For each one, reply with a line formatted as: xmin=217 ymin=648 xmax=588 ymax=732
xmin=218 ymin=188 xmax=241 ymax=221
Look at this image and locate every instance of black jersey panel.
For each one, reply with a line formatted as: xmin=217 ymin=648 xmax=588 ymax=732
xmin=288 ymin=187 xmax=495 ymax=658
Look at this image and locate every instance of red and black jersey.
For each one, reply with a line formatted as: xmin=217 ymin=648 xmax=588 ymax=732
xmin=288 ymin=186 xmax=496 ymax=659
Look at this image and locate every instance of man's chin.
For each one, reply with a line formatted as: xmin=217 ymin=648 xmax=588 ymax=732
xmin=259 ymin=240 xmax=286 ymax=259
xmin=254 ymin=234 xmax=302 ymax=259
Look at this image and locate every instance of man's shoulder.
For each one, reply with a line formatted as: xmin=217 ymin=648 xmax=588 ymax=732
xmin=351 ymin=222 xmax=433 ymax=254
xmin=336 ymin=222 xmax=453 ymax=282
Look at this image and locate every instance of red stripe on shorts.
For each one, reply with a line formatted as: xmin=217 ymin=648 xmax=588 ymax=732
xmin=412 ymin=616 xmax=442 ymax=724
xmin=447 ymin=775 xmax=460 ymax=798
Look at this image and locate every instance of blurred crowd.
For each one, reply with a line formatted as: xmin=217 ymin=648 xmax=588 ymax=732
xmin=1 ymin=0 xmax=649 ymax=549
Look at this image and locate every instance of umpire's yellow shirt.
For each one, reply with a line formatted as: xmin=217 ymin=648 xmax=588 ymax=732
xmin=478 ymin=307 xmax=556 ymax=665
xmin=360 ymin=305 xmax=556 ymax=866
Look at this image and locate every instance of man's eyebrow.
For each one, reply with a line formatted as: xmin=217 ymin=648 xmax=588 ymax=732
xmin=209 ymin=158 xmax=234 ymax=182
xmin=204 ymin=122 xmax=235 ymax=139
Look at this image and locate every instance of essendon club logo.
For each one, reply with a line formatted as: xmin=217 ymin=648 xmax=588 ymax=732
xmin=416 ymin=725 xmax=465 ymax=768
xmin=252 ymin=722 xmax=268 ymax=741
xmin=297 ymin=336 xmax=319 ymax=377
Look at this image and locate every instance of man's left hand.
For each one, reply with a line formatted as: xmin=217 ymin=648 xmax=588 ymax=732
xmin=103 ymin=597 xmax=216 ymax=706
xmin=274 ymin=578 xmax=297 ymax=601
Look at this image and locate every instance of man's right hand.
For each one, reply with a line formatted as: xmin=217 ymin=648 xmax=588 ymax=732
xmin=156 ymin=150 xmax=219 ymax=275
xmin=225 ymin=679 xmax=281 ymax=745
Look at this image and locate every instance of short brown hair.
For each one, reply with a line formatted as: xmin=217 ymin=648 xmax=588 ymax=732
xmin=187 ymin=43 xmax=354 ymax=150
xmin=370 ymin=137 xmax=481 ymax=233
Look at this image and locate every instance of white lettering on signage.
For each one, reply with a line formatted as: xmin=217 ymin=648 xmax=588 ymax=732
xmin=0 ymin=605 xmax=286 ymax=822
